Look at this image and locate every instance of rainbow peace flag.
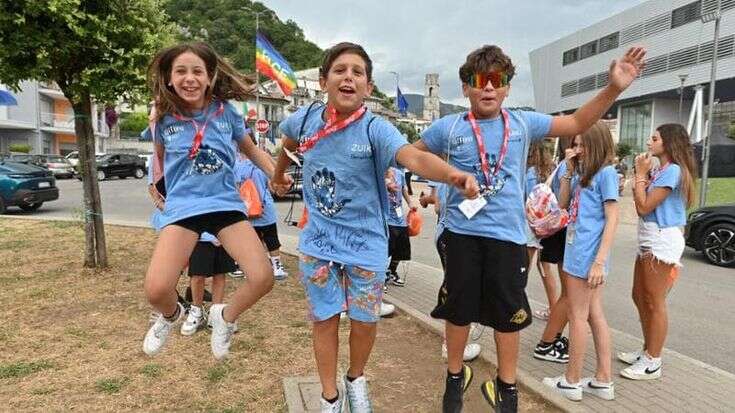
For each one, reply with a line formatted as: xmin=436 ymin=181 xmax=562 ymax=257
xmin=255 ymin=31 xmax=297 ymax=96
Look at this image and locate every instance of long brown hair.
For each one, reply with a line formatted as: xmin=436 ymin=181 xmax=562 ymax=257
xmin=656 ymin=124 xmax=698 ymax=208
xmin=527 ymin=141 xmax=553 ymax=182
xmin=147 ymin=42 xmax=255 ymax=120
xmin=579 ymin=121 xmax=616 ymax=187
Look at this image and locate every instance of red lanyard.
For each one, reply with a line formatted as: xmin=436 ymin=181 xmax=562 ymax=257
xmin=647 ymin=162 xmax=670 ymax=190
xmin=568 ymin=186 xmax=582 ymax=224
xmin=467 ymin=109 xmax=511 ymax=188
xmin=298 ymin=105 xmax=367 ymax=153
xmin=174 ymin=102 xmax=225 ymax=159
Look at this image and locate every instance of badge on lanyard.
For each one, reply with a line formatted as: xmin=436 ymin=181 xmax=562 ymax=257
xmin=467 ymin=109 xmax=511 ymax=198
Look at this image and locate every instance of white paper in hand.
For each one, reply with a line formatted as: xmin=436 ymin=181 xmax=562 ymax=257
xmin=458 ymin=196 xmax=487 ymax=219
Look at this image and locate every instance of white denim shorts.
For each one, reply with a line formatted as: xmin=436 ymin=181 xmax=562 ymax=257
xmin=637 ymin=219 xmax=685 ymax=267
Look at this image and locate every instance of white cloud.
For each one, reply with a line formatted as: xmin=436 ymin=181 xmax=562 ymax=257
xmin=263 ymin=0 xmax=645 ymax=108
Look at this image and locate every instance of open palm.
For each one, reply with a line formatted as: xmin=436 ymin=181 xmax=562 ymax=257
xmin=609 ymin=47 xmax=647 ymax=91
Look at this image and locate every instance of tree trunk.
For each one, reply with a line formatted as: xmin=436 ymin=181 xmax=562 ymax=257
xmin=71 ymin=93 xmax=108 ymax=268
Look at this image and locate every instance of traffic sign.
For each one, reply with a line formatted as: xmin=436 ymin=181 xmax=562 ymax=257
xmin=255 ymin=119 xmax=270 ymax=133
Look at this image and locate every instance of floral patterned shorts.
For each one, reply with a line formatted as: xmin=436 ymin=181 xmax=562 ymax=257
xmin=299 ymin=255 xmax=386 ymax=323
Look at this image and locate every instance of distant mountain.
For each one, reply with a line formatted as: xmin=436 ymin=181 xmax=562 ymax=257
xmin=401 ymin=93 xmax=468 ymax=118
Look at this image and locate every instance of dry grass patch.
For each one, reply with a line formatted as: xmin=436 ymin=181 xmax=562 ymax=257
xmin=0 ymin=219 xmax=557 ymax=412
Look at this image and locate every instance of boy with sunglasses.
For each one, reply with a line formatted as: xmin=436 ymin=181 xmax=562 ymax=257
xmin=414 ymin=44 xmax=645 ymax=412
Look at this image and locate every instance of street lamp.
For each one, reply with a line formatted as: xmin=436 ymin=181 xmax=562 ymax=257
xmin=678 ymin=73 xmax=688 ymax=123
xmin=699 ymin=0 xmax=721 ymax=208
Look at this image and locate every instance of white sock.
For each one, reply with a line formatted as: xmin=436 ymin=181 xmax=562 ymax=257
xmin=645 ymin=352 xmax=662 ymax=365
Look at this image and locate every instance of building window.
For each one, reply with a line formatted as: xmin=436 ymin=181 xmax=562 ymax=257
xmin=580 ymin=40 xmax=598 ymax=59
xmin=619 ymin=101 xmax=652 ymax=152
xmin=671 ymin=1 xmax=701 ymax=29
xmin=598 ymin=32 xmax=619 ymax=52
xmin=562 ymin=48 xmax=579 ymax=66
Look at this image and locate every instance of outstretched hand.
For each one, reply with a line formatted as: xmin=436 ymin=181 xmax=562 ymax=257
xmin=271 ymin=173 xmax=294 ymax=197
xmin=609 ymin=47 xmax=646 ymax=92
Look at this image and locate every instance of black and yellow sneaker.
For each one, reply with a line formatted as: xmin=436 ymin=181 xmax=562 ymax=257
xmin=481 ymin=378 xmax=518 ymax=413
xmin=442 ymin=364 xmax=473 ymax=413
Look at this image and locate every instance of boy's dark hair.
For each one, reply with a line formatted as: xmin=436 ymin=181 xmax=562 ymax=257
xmin=459 ymin=45 xmax=516 ymax=84
xmin=319 ymin=42 xmax=373 ymax=81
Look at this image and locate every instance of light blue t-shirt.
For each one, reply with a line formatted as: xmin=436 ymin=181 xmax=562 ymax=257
xmin=279 ymin=104 xmax=409 ymax=272
xmin=563 ymin=165 xmax=619 ymax=278
xmin=142 ymin=100 xmax=249 ymax=230
xmin=642 ymin=163 xmax=686 ymax=228
xmin=385 ymin=167 xmax=407 ymax=227
xmin=420 ymin=110 xmax=552 ymax=244
xmin=525 ymin=166 xmax=538 ymax=198
xmin=233 ymin=158 xmax=277 ymax=227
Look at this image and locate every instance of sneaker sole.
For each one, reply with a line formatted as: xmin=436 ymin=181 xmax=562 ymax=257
xmin=180 ymin=325 xmax=203 ymax=336
xmin=620 ymin=368 xmax=661 ymax=381
xmin=533 ymin=352 xmax=569 ymax=364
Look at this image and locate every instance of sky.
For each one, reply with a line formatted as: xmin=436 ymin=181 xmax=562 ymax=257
xmin=263 ymin=0 xmax=646 ymax=107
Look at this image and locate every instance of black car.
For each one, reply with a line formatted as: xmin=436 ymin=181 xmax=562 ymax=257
xmin=685 ymin=204 xmax=735 ymax=267
xmin=0 ymin=161 xmax=59 ymax=213
xmin=76 ymin=153 xmax=146 ymax=181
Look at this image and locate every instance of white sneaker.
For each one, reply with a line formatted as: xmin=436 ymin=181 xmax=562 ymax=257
xmin=620 ymin=354 xmax=662 ymax=380
xmin=180 ymin=305 xmax=205 ymax=336
xmin=273 ymin=262 xmax=288 ymax=280
xmin=209 ymin=304 xmax=236 ymax=360
xmin=379 ymin=302 xmax=395 ymax=317
xmin=143 ymin=303 xmax=183 ymax=356
xmin=617 ymin=348 xmax=644 ymax=365
xmin=207 ymin=313 xmax=238 ymax=333
xmin=320 ymin=394 xmax=343 ymax=413
xmin=344 ymin=375 xmax=373 ymax=413
xmin=441 ymin=342 xmax=482 ymax=361
xmin=228 ymin=269 xmax=245 ymax=278
xmin=542 ymin=375 xmax=582 ymax=401
xmin=580 ymin=377 xmax=615 ymax=400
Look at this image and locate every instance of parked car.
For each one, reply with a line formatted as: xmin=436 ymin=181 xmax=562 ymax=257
xmin=42 ymin=155 xmax=75 ymax=179
xmin=75 ymin=153 xmax=146 ymax=181
xmin=0 ymin=160 xmax=59 ymax=213
xmin=6 ymin=153 xmax=47 ymax=168
xmin=685 ymin=204 xmax=735 ymax=267
xmin=65 ymin=151 xmax=79 ymax=167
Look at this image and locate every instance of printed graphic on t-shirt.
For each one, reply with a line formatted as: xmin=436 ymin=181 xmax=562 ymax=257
xmin=474 ymin=152 xmax=510 ymax=197
xmin=192 ymin=145 xmax=224 ymax=175
xmin=311 ymin=167 xmax=352 ymax=217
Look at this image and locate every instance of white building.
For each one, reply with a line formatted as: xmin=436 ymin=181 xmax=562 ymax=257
xmin=530 ymin=0 xmax=735 ymax=155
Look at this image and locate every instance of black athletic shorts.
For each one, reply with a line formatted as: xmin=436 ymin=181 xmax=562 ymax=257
xmin=172 ymin=210 xmax=247 ymax=237
xmin=253 ymin=223 xmax=281 ymax=252
xmin=388 ymin=225 xmax=411 ymax=261
xmin=431 ymin=230 xmax=532 ymax=332
xmin=539 ymin=227 xmax=567 ymax=264
xmin=188 ymin=241 xmax=237 ymax=277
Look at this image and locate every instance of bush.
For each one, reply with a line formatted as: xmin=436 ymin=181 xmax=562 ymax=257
xmin=118 ymin=112 xmax=149 ymax=138
xmin=8 ymin=144 xmax=31 ymax=153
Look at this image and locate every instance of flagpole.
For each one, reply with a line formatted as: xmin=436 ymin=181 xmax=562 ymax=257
xmin=390 ymin=71 xmax=399 ymax=112
xmin=255 ymin=13 xmax=262 ymax=148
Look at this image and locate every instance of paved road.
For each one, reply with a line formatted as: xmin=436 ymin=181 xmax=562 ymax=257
xmin=6 ymin=177 xmax=735 ymax=374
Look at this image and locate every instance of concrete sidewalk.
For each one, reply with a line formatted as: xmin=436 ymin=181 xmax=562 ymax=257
xmin=277 ymin=233 xmax=735 ymax=413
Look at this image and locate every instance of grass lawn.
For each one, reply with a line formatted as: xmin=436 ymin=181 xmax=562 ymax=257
xmin=698 ymin=177 xmax=735 ymax=207
xmin=0 ymin=219 xmax=556 ymax=412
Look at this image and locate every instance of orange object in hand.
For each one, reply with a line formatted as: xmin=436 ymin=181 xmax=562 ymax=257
xmin=407 ymin=207 xmax=423 ymax=236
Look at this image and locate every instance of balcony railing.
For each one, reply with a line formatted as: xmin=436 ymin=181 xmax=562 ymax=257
xmin=40 ymin=111 xmax=74 ymax=131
